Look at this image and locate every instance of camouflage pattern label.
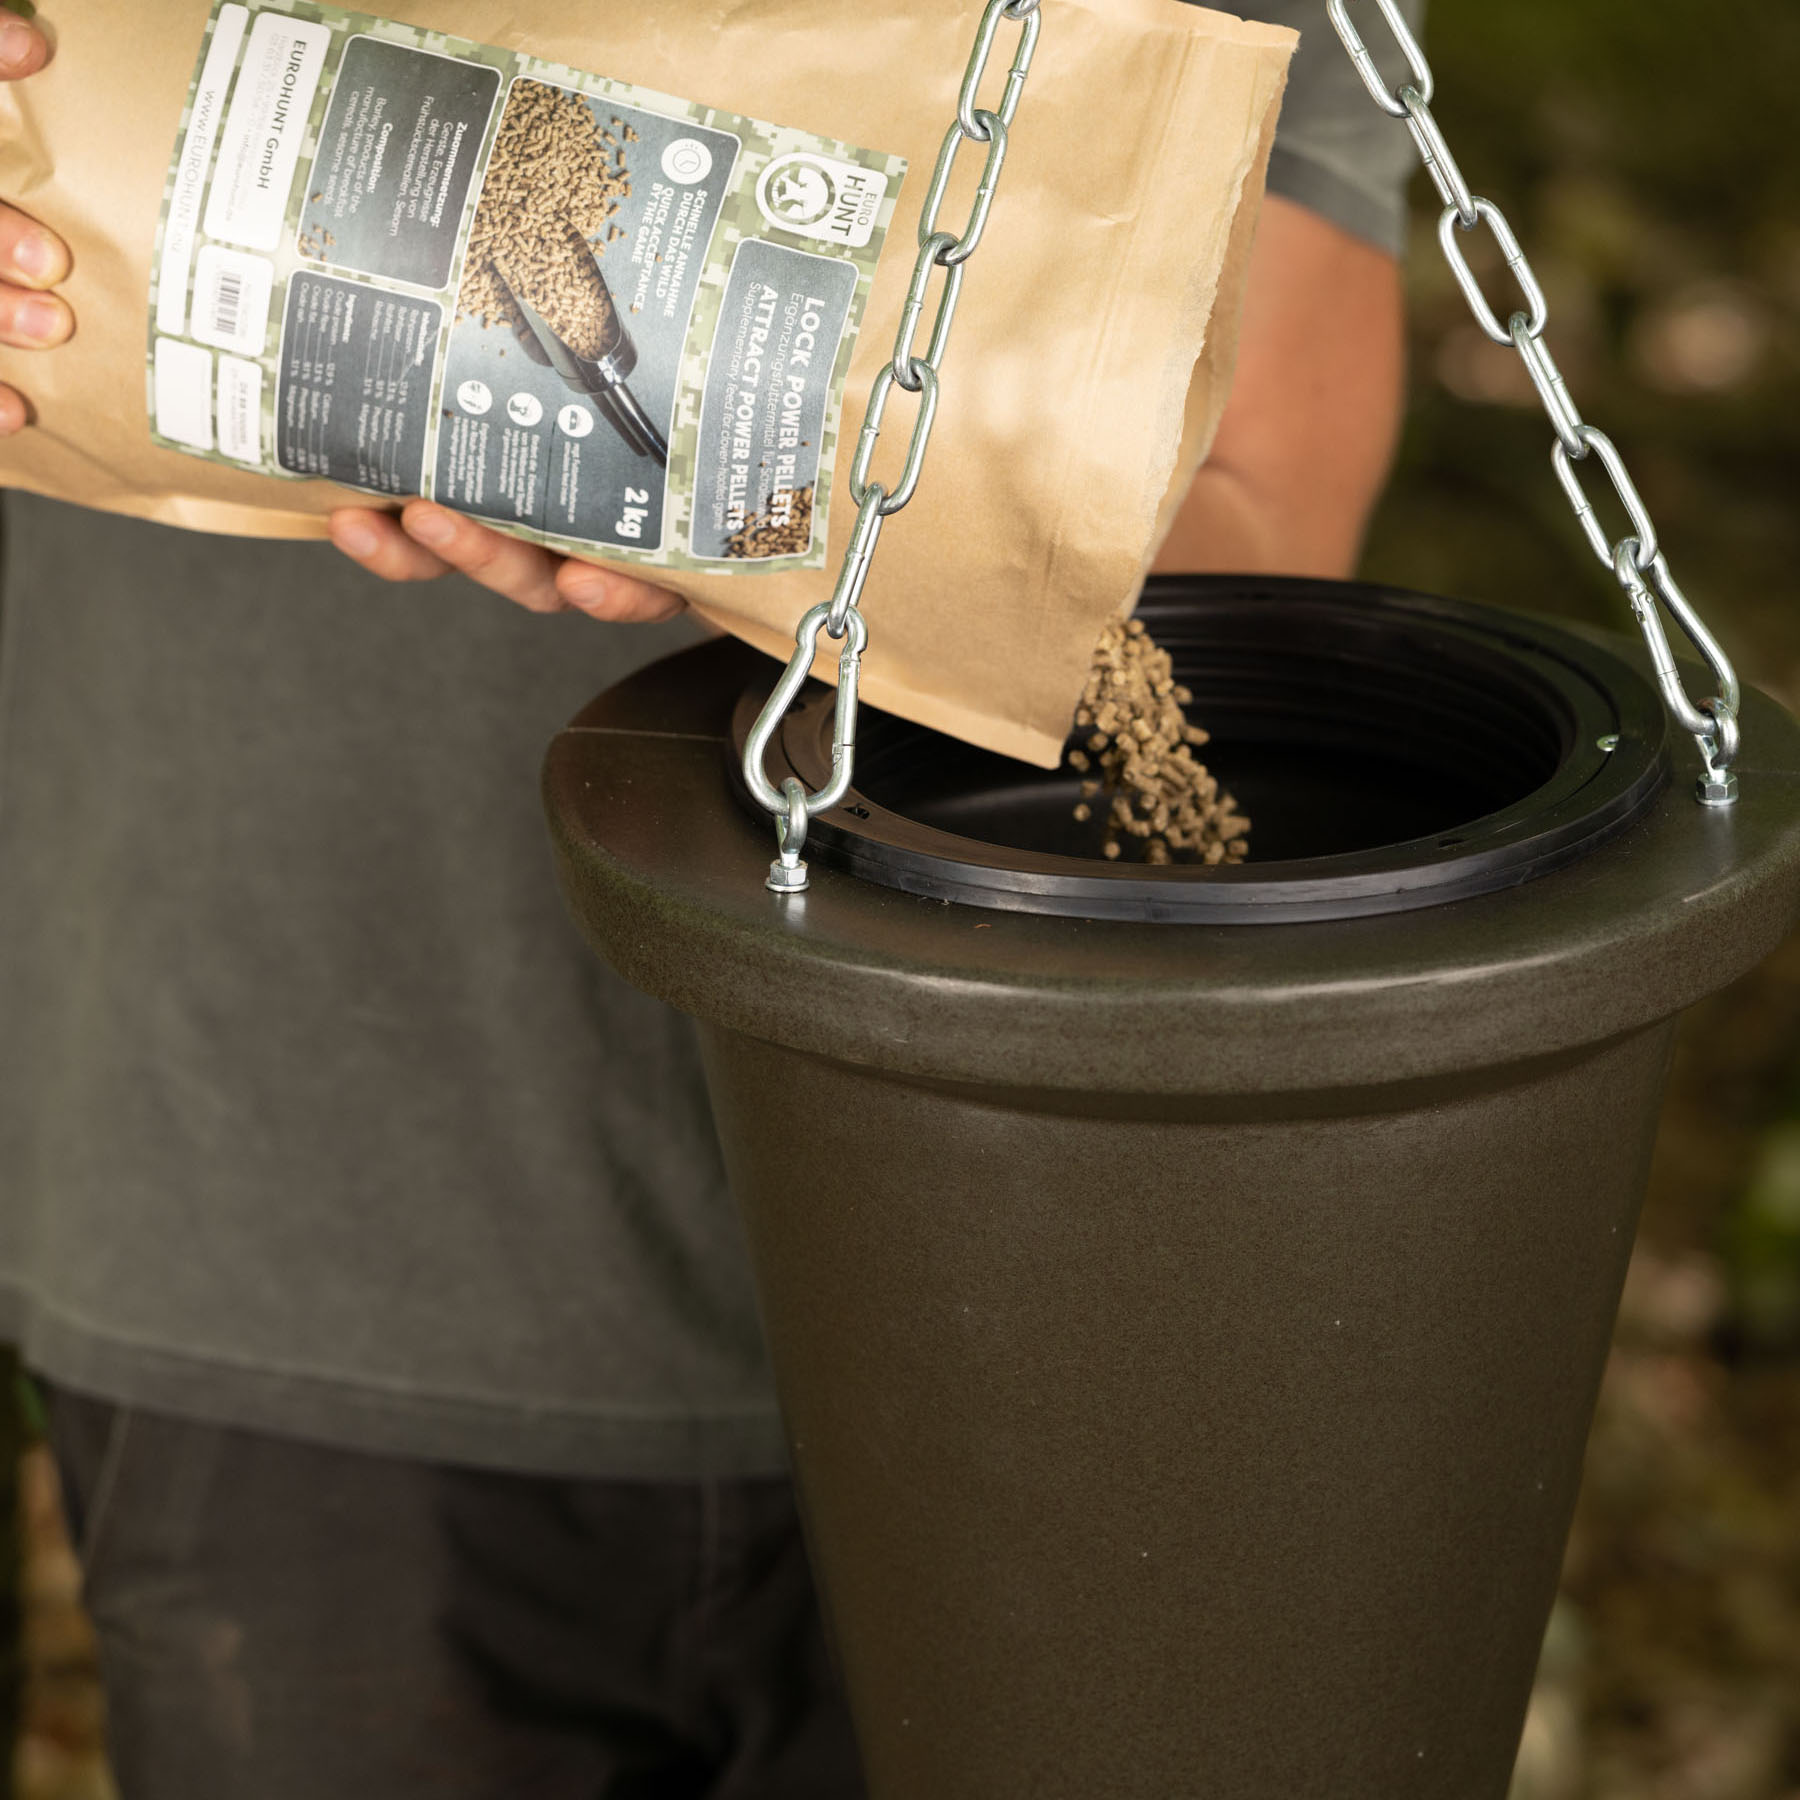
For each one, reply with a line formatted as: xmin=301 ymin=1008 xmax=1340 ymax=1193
xmin=146 ymin=1 xmax=906 ymax=571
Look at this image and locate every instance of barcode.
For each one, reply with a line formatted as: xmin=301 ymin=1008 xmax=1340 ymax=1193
xmin=211 ymin=270 xmax=244 ymax=341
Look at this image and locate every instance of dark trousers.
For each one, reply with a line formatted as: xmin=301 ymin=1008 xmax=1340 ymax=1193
xmin=45 ymin=1387 xmax=866 ymax=1800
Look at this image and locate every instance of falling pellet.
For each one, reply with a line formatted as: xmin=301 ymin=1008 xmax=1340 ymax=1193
xmin=1070 ymin=619 xmax=1249 ymax=866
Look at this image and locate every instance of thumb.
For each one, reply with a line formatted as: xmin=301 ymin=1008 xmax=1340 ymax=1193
xmin=0 ymin=14 xmax=50 ymax=82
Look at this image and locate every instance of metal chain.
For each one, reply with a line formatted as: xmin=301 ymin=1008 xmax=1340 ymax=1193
xmin=742 ymin=0 xmax=1043 ymax=892
xmin=1329 ymin=0 xmax=1743 ymax=805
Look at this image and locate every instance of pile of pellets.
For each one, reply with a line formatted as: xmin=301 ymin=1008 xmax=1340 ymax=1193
xmin=725 ymin=485 xmax=815 ymax=560
xmin=494 ymin=227 xmax=617 ymax=360
xmin=1069 ymin=619 xmax=1249 ymax=865
xmin=459 ymin=81 xmax=631 ymax=348
xmin=296 ymin=197 xmax=336 ymax=262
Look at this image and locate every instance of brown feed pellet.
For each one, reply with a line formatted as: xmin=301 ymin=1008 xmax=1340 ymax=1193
xmin=459 ymin=81 xmax=632 ymax=349
xmin=1069 ymin=619 xmax=1249 ymax=866
xmin=725 ymin=485 xmax=815 ymax=560
xmin=492 ymin=225 xmax=617 ymax=361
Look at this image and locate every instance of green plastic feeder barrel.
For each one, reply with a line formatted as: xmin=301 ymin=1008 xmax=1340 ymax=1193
xmin=543 ymin=576 xmax=1800 ymax=1800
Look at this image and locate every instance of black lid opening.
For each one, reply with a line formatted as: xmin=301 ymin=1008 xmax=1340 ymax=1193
xmin=733 ymin=576 xmax=1670 ymax=924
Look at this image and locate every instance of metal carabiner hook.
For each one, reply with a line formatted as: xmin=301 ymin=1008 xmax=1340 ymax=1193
xmin=743 ymin=605 xmax=871 ymax=894
xmin=1611 ymin=541 xmax=1742 ymax=803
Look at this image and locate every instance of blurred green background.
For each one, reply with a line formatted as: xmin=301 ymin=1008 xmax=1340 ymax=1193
xmin=1359 ymin=4 xmax=1800 ymax=1797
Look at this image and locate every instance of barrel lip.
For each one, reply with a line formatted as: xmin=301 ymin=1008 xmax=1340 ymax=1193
xmin=758 ymin=580 xmax=1673 ymax=924
xmin=543 ymin=605 xmax=1800 ymax=1096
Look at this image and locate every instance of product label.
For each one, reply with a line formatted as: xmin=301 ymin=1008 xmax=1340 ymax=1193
xmin=689 ymin=241 xmax=856 ymax=561
xmin=148 ymin=3 xmax=905 ymax=571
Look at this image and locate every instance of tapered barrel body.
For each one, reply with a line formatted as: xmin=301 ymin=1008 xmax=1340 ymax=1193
xmin=701 ymin=1023 xmax=1667 ymax=1798
xmin=544 ymin=584 xmax=1800 ymax=1799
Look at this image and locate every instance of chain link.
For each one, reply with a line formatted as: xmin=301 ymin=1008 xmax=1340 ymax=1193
xmin=850 ymin=362 xmax=942 ymax=515
xmin=1510 ymin=315 xmax=1584 ymax=456
xmin=957 ymin=0 xmax=1041 ymax=140
xmin=921 ymin=114 xmax=1011 ymax=266
xmin=743 ymin=0 xmax=1044 ymax=891
xmin=826 ymin=486 xmax=887 ymax=638
xmin=1328 ymin=0 xmax=1742 ymax=803
xmin=1399 ymin=87 xmax=1475 ymax=227
xmin=1552 ymin=426 xmax=1658 ymax=572
xmin=891 ymin=232 xmax=966 ymax=391
xmin=1328 ymin=0 xmax=1431 ymax=117
xmin=1437 ymin=197 xmax=1548 ymax=344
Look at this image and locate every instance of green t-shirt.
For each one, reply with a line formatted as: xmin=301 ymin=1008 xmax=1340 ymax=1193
xmin=0 ymin=0 xmax=1423 ymax=1479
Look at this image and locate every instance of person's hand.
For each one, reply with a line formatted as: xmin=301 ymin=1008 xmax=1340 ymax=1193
xmin=0 ymin=14 xmax=74 ymax=438
xmin=327 ymin=499 xmax=687 ymax=623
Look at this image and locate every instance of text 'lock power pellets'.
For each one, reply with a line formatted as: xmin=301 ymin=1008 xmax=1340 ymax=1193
xmin=1328 ymin=0 xmax=1743 ymax=807
xmin=740 ymin=0 xmax=1043 ymax=893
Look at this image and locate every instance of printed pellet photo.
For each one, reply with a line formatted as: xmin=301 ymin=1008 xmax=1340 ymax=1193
xmin=433 ymin=75 xmax=739 ymax=548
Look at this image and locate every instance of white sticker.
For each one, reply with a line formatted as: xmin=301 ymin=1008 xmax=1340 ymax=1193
xmin=191 ymin=246 xmax=276 ymax=356
xmin=154 ymin=337 xmax=216 ymax=450
xmin=661 ymin=138 xmax=714 ymax=185
xmin=203 ymin=12 xmax=331 ymax=252
xmin=755 ymin=153 xmax=890 ymax=250
xmin=216 ymin=356 xmax=264 ymax=463
xmin=155 ymin=3 xmax=249 ymax=339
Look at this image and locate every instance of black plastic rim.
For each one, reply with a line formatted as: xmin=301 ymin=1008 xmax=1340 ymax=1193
xmin=732 ymin=576 xmax=1672 ymax=924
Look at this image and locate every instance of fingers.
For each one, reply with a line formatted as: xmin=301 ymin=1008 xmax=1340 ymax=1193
xmin=0 ymin=19 xmax=68 ymax=432
xmin=400 ymin=501 xmax=687 ymax=622
xmin=398 ymin=501 xmax=570 ymax=614
xmin=0 ymin=200 xmax=75 ymax=356
xmin=0 ymin=279 xmax=72 ymax=350
xmin=0 ymin=14 xmax=50 ymax=82
xmin=555 ymin=556 xmax=688 ymax=624
xmin=0 ymin=200 xmax=71 ymax=290
xmin=330 ymin=501 xmax=689 ymax=624
xmin=327 ymin=508 xmax=454 ymax=584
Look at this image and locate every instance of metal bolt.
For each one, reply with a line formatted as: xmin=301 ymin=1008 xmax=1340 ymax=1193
xmin=1696 ymin=769 xmax=1739 ymax=808
xmin=766 ymin=855 xmax=809 ymax=894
